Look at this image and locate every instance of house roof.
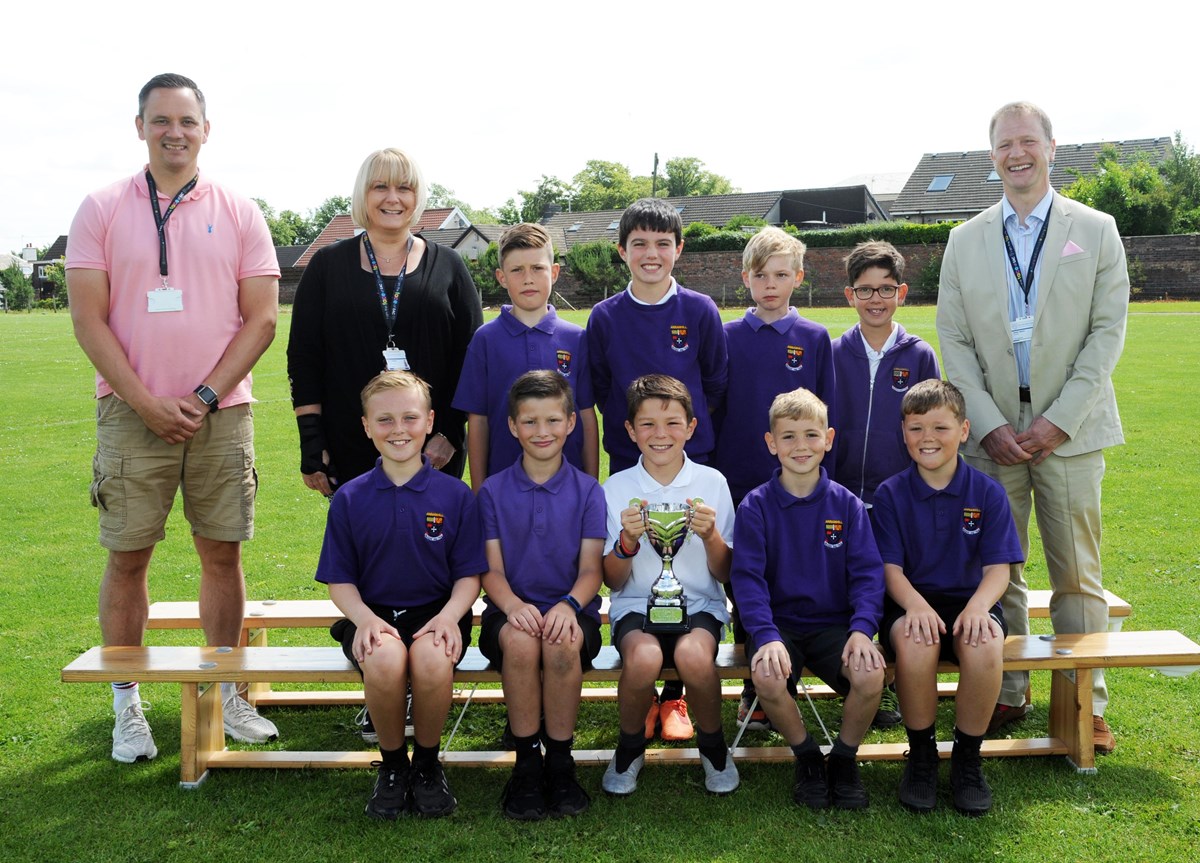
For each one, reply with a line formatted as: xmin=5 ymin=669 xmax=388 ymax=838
xmin=414 ymin=207 xmax=456 ymax=232
xmin=295 ymin=214 xmax=356 ymax=267
xmin=418 ymin=228 xmax=470 ymax=248
xmin=890 ymin=137 xmax=1172 ymax=219
xmin=39 ymin=235 xmax=68 ymax=262
xmin=274 ymin=245 xmax=308 ymax=269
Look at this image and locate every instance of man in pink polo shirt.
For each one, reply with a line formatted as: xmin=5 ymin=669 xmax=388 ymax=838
xmin=67 ymin=73 xmax=281 ymax=764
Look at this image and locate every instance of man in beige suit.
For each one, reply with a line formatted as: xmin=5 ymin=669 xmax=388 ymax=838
xmin=937 ymin=102 xmax=1128 ymax=753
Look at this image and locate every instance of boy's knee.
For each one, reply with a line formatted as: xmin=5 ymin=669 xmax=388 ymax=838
xmin=542 ymin=639 xmax=581 ymax=675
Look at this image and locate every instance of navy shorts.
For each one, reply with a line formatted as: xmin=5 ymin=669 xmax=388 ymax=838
xmin=879 ymin=593 xmax=1007 ymax=663
xmin=746 ymin=626 xmax=852 ymax=696
xmin=478 ymin=608 xmax=602 ymax=670
xmin=611 ymin=611 xmax=724 ymax=669
xmin=330 ymin=598 xmax=473 ymax=672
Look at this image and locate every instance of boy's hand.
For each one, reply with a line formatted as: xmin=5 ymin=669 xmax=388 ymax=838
xmin=952 ymin=603 xmax=1002 ymax=647
xmin=506 ymin=601 xmax=544 ymax=637
xmin=542 ymin=602 xmax=581 ymax=645
xmin=619 ymin=500 xmax=648 ymax=544
xmin=424 ymin=433 xmax=456 ymax=471
xmin=687 ymin=498 xmax=717 ymax=541
xmin=902 ymin=601 xmax=946 ymax=646
xmin=842 ymin=631 xmax=884 ymax=672
xmin=751 ymin=640 xmax=792 ymax=680
xmin=414 ymin=612 xmax=463 ymax=662
xmin=352 ymin=618 xmax=401 ymax=664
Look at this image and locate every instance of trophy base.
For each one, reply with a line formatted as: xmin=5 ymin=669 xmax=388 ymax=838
xmin=643 ymin=600 xmax=690 ymax=635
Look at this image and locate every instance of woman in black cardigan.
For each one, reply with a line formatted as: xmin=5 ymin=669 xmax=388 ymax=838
xmin=287 ymin=148 xmax=483 ymax=491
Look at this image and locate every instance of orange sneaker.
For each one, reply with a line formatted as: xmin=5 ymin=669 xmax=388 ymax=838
xmin=660 ymin=698 xmax=694 ymax=741
xmin=644 ymin=695 xmax=660 ymax=740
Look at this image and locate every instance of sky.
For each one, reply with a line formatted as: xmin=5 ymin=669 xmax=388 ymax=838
xmin=3 ymin=0 xmax=1196 ymax=255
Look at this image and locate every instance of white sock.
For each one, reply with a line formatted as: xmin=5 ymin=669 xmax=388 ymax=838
xmin=112 ymin=682 xmax=139 ymax=713
xmin=221 ymin=682 xmax=241 ymax=703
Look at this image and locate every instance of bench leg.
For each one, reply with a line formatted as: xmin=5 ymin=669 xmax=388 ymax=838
xmin=1049 ymin=667 xmax=1096 ymax=774
xmin=243 ymin=627 xmax=270 ymax=707
xmin=179 ymin=682 xmax=224 ymax=788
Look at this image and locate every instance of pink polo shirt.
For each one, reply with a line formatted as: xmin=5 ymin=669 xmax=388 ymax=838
xmin=66 ymin=169 xmax=279 ymax=406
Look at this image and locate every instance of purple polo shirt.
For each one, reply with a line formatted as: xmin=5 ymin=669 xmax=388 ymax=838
xmin=730 ymin=467 xmax=884 ymax=646
xmin=478 ymin=458 xmax=607 ymax=622
xmin=714 ymin=308 xmax=836 ymax=503
xmin=586 ymin=286 xmax=728 ymax=468
xmin=831 ymin=323 xmax=940 ymax=504
xmin=452 ymin=305 xmax=593 ymax=477
xmin=872 ymin=458 xmax=1024 ymax=600
xmin=315 ymin=457 xmax=486 ymax=607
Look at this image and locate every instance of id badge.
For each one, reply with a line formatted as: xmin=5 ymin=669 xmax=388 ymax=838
xmin=1010 ymin=315 xmax=1033 ymax=346
xmin=383 ymin=348 xmax=409 ymax=371
xmin=147 ymin=287 xmax=183 ymax=313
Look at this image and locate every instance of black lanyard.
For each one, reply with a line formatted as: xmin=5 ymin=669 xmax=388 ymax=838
xmin=1002 ymin=203 xmax=1050 ymax=310
xmin=362 ymin=233 xmax=413 ymax=345
xmin=145 ymin=171 xmax=198 ymax=281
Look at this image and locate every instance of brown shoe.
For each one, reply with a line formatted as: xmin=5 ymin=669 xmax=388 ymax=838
xmin=1092 ymin=716 xmax=1116 ymax=754
xmin=987 ymin=702 xmax=1029 ymax=734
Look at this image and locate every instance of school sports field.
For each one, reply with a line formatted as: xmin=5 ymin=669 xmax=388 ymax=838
xmin=1 ymin=303 xmax=1197 ymax=863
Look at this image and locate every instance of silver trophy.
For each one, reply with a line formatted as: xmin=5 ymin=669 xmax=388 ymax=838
xmin=635 ymin=498 xmax=702 ymax=634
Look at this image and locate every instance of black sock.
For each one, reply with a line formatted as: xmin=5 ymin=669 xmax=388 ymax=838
xmin=660 ymin=680 xmax=683 ymax=702
xmin=698 ymin=728 xmax=727 ymax=771
xmin=412 ymin=742 xmax=439 ymax=772
xmin=380 ymin=744 xmax=409 ymax=769
xmin=543 ymin=734 xmax=573 ymax=771
xmin=906 ymin=724 xmax=937 ymax=751
xmin=790 ymin=734 xmax=819 ymax=759
xmin=513 ymin=733 xmax=543 ymax=768
xmin=830 ymin=735 xmax=858 ymax=760
xmin=615 ymin=730 xmax=646 ymax=773
xmin=953 ymin=727 xmax=982 ymax=757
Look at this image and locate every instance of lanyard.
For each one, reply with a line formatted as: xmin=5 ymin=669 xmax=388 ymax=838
xmin=145 ymin=171 xmax=198 ymax=283
xmin=1002 ymin=203 xmax=1050 ymax=310
xmin=362 ymin=233 xmax=413 ymax=345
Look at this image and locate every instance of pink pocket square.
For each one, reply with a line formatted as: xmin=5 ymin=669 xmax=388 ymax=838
xmin=1062 ymin=240 xmax=1086 ymax=256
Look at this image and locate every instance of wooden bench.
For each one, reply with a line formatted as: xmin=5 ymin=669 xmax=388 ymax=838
xmin=63 ymin=629 xmax=1200 ymax=787
xmin=146 ymin=590 xmax=1133 ymax=708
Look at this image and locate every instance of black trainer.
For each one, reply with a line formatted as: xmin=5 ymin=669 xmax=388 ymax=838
xmin=827 ymin=753 xmax=869 ymax=809
xmin=792 ymin=750 xmax=831 ymax=810
xmin=545 ymin=757 xmax=591 ymax=817
xmin=898 ymin=744 xmax=940 ymax=812
xmin=872 ymin=683 xmax=903 ymax=729
xmin=950 ymin=747 xmax=992 ymax=816
xmin=501 ymin=761 xmax=547 ymax=821
xmin=411 ymin=761 xmax=457 ymax=817
xmin=365 ymin=762 xmax=410 ymax=820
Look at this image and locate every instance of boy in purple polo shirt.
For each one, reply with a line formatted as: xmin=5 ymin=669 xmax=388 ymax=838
xmin=872 ymin=380 xmax=1022 ymax=816
xmin=832 ymin=241 xmax=940 ymax=507
xmin=712 ymin=225 xmax=836 ymax=731
xmin=478 ymin=370 xmax=606 ymax=820
xmin=730 ymin=387 xmax=884 ymax=811
xmin=453 ymin=223 xmax=598 ymax=490
xmin=317 ymin=371 xmax=485 ymax=821
xmin=586 ymin=198 xmax=728 ymax=735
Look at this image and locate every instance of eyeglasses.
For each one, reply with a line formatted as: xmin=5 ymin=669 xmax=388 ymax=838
xmin=852 ymin=285 xmax=899 ymax=300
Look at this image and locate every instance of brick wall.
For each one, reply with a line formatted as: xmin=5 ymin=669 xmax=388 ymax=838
xmin=1123 ymin=234 xmax=1200 ymax=300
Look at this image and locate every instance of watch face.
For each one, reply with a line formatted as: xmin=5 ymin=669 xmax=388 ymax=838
xmin=195 ymin=386 xmax=218 ymax=408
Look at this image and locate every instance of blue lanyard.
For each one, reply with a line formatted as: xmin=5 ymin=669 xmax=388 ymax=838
xmin=362 ymin=233 xmax=413 ymax=344
xmin=145 ymin=171 xmax=198 ymax=280
xmin=1001 ymin=203 xmax=1050 ymax=311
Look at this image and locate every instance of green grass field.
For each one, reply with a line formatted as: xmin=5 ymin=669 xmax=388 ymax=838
xmin=1 ymin=303 xmax=1197 ymax=863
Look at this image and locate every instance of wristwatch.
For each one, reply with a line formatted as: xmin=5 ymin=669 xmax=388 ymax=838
xmin=193 ymin=384 xmax=219 ymax=412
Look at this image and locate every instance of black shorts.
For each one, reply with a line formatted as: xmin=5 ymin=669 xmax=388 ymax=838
xmin=330 ymin=598 xmax=473 ymax=673
xmin=611 ymin=611 xmax=724 ymax=669
xmin=879 ymin=593 xmax=1007 ymax=663
xmin=746 ymin=626 xmax=852 ymax=697
xmin=478 ymin=609 xmax=603 ymax=671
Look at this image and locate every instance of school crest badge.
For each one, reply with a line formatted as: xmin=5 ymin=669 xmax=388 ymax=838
xmin=556 ymin=349 xmax=572 ymax=377
xmin=425 ymin=512 xmax=445 ymax=542
xmin=891 ymin=367 xmax=911 ymax=392
xmin=962 ymin=508 xmax=981 ymax=536
xmin=671 ymin=325 xmax=689 ymax=352
xmin=824 ymin=519 xmax=844 ymax=549
xmin=786 ymin=345 xmax=805 ymax=371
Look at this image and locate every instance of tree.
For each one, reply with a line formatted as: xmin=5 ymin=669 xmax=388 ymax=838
xmin=465 ymin=242 xmax=503 ymax=304
xmin=662 ymin=157 xmax=735 ymax=198
xmin=306 ymin=195 xmax=353 ymax=238
xmin=572 ymin=161 xmax=652 ymax=212
xmin=254 ymin=199 xmax=309 ymax=246
xmin=2 ymin=262 xmax=33 ymax=311
xmin=1061 ymin=145 xmax=1174 ymax=236
xmin=426 ymin=183 xmax=500 ymax=225
xmin=499 ymin=175 xmax=575 ymax=224
xmin=1160 ymin=132 xmax=1200 ymax=233
xmin=41 ymin=261 xmax=68 ymax=309
xmin=564 ymin=239 xmax=626 ymax=301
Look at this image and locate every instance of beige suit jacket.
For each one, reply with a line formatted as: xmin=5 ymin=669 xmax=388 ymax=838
xmin=936 ymin=191 xmax=1128 ymax=458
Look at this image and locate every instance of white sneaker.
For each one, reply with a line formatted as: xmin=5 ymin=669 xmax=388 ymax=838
xmin=223 ymin=693 xmax=279 ymax=743
xmin=112 ymin=701 xmax=158 ymax=763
